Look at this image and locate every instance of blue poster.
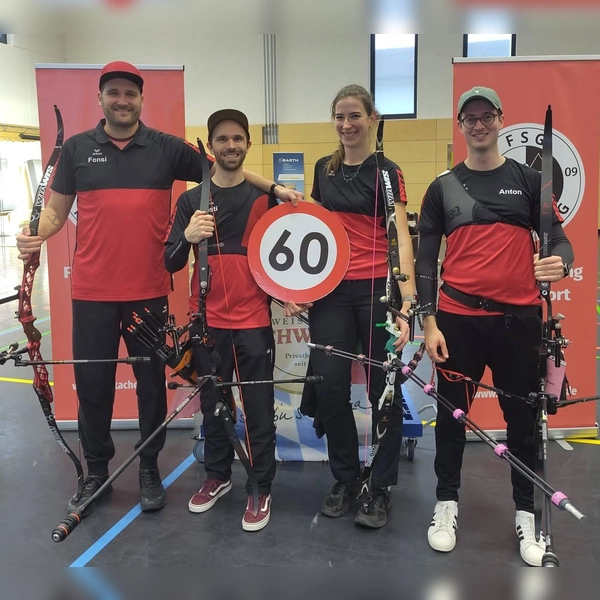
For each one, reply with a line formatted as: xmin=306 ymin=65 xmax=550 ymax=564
xmin=273 ymin=152 xmax=304 ymax=194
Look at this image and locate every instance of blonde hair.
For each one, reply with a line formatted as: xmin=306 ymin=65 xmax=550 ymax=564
xmin=325 ymin=84 xmax=377 ymax=174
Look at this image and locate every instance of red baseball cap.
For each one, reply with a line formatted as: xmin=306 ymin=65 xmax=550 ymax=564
xmin=99 ymin=61 xmax=144 ymax=92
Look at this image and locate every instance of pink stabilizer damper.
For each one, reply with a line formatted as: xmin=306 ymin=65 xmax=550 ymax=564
xmin=401 ymin=366 xmax=411 ymax=375
xmin=552 ymin=492 xmax=567 ymax=507
xmin=452 ymin=409 xmax=465 ymax=420
xmin=494 ymin=444 xmax=508 ymax=457
xmin=423 ymin=384 xmax=434 ymax=394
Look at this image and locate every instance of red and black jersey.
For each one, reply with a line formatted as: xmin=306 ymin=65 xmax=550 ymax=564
xmin=51 ymin=119 xmax=204 ymax=301
xmin=311 ymin=153 xmax=407 ymax=280
xmin=165 ymin=180 xmax=277 ymax=329
xmin=418 ymin=158 xmax=568 ymax=315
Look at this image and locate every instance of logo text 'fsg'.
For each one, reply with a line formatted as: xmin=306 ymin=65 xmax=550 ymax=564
xmin=503 ymin=131 xmax=547 ymax=147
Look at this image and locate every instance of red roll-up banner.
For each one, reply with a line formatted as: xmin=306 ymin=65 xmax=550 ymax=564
xmin=35 ymin=64 xmax=190 ymax=424
xmin=453 ymin=57 xmax=598 ymax=436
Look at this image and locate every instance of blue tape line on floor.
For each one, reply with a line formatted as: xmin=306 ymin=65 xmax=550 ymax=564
xmin=69 ymin=453 xmax=197 ymax=567
xmin=69 ymin=568 xmax=123 ymax=600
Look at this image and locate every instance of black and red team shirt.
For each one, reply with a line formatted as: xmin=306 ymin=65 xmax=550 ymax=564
xmin=311 ymin=154 xmax=408 ymax=280
xmin=51 ymin=119 xmax=204 ymax=301
xmin=165 ymin=181 xmax=277 ymax=329
xmin=417 ymin=158 xmax=571 ymax=316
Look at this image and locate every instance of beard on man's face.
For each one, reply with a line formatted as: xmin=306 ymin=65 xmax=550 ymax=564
xmin=213 ymin=152 xmax=246 ymax=171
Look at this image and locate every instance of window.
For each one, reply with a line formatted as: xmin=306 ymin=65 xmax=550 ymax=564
xmin=0 ymin=35 xmax=7 ymax=44
xmin=370 ymin=34 xmax=417 ymax=119
xmin=463 ymin=34 xmax=516 ymax=58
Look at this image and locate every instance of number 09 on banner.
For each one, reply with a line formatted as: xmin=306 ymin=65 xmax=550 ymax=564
xmin=247 ymin=202 xmax=350 ymax=303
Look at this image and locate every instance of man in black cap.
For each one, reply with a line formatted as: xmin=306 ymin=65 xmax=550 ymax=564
xmin=165 ymin=109 xmax=277 ymax=532
xmin=415 ymin=85 xmax=574 ymax=566
xmin=16 ymin=61 xmax=300 ymax=518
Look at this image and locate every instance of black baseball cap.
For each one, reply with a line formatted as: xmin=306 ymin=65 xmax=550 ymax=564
xmin=207 ymin=109 xmax=250 ymax=141
xmin=99 ymin=61 xmax=144 ymax=92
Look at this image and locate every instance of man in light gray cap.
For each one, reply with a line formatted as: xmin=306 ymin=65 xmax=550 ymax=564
xmin=415 ymin=85 xmax=574 ymax=566
xmin=456 ymin=85 xmax=502 ymax=117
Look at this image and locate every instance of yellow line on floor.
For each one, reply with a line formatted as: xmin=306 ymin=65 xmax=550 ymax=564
xmin=565 ymin=438 xmax=600 ymax=446
xmin=0 ymin=376 xmax=54 ymax=386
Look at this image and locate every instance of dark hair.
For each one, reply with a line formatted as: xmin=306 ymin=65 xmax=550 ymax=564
xmin=325 ymin=84 xmax=377 ymax=174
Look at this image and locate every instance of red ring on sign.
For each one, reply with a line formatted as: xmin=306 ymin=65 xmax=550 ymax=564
xmin=247 ymin=202 xmax=350 ymax=303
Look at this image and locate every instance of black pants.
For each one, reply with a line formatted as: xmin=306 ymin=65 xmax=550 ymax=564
xmin=308 ymin=278 xmax=404 ymax=489
xmin=193 ymin=326 xmax=276 ymax=495
xmin=434 ymin=311 xmax=541 ymax=512
xmin=72 ymin=297 xmax=168 ymax=475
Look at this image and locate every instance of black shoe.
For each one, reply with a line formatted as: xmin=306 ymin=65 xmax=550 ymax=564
xmin=354 ymin=488 xmax=393 ymax=529
xmin=67 ymin=474 xmax=112 ymax=518
xmin=139 ymin=468 xmax=166 ymax=512
xmin=321 ymin=480 xmax=358 ymax=518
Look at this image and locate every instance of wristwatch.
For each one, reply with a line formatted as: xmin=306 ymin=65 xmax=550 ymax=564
xmin=269 ymin=182 xmax=283 ymax=195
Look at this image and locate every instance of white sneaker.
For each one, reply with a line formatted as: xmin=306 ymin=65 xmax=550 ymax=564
xmin=515 ymin=510 xmax=546 ymax=566
xmin=428 ymin=500 xmax=458 ymax=552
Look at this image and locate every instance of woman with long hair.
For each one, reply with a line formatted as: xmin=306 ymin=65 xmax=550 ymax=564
xmin=292 ymin=84 xmax=415 ymax=528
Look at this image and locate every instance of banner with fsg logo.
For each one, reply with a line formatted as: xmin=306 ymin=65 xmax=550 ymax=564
xmin=453 ymin=57 xmax=599 ymax=434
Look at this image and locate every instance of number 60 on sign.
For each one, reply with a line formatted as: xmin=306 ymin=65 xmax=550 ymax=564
xmin=247 ymin=202 xmax=350 ymax=304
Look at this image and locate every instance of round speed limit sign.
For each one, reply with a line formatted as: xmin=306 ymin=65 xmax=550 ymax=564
xmin=247 ymin=202 xmax=350 ymax=303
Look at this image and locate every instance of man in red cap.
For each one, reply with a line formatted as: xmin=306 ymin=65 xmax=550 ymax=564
xmin=16 ymin=60 xmax=301 ymax=518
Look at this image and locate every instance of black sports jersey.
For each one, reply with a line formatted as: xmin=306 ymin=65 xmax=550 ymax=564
xmin=418 ymin=158 xmax=553 ymax=236
xmin=52 ymin=120 xmax=204 ymax=301
xmin=312 ymin=153 xmax=407 ymax=280
xmin=165 ymin=180 xmax=277 ymax=328
xmin=418 ymin=158 xmax=570 ymax=315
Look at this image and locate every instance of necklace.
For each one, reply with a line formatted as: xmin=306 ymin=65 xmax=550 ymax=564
xmin=341 ymin=159 xmax=366 ymax=183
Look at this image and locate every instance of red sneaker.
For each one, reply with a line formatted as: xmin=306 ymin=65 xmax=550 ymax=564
xmin=242 ymin=494 xmax=271 ymax=531
xmin=188 ymin=479 xmax=232 ymax=513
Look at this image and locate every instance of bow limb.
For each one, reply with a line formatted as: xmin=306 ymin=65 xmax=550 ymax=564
xmin=195 ymin=140 xmax=260 ymax=513
xmin=538 ymin=105 xmax=554 ymax=307
xmin=196 ymin=139 xmax=212 ymax=334
xmin=357 ymin=340 xmax=427 ymax=492
xmin=13 ymin=106 xmax=84 ymax=493
xmin=375 ymin=118 xmax=416 ymax=343
xmin=374 ymin=117 xmax=401 ymax=384
xmin=375 ymin=118 xmax=405 ymax=295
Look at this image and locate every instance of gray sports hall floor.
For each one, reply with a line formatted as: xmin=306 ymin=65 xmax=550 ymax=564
xmin=0 ymin=246 xmax=598 ymax=570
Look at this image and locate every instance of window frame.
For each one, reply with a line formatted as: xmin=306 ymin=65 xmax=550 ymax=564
xmin=370 ymin=34 xmax=418 ymax=120
xmin=0 ymin=34 xmax=8 ymax=45
xmin=462 ymin=34 xmax=516 ymax=58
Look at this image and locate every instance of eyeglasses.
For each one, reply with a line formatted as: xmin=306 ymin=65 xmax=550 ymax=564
xmin=459 ymin=113 xmax=500 ymax=129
